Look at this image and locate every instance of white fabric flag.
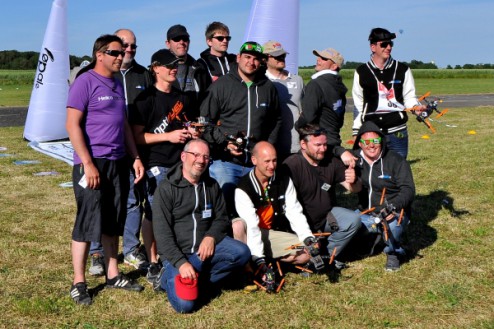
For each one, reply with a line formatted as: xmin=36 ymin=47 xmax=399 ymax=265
xmin=24 ymin=0 xmax=69 ymax=142
xmin=243 ymin=0 xmax=300 ymax=74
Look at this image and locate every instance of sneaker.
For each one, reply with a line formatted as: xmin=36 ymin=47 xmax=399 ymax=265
xmin=88 ymin=253 xmax=105 ymax=277
xmin=385 ymin=254 xmax=400 ymax=271
xmin=152 ymin=266 xmax=166 ymax=293
xmin=70 ymin=282 xmax=92 ymax=305
xmin=124 ymin=248 xmax=148 ymax=270
xmin=106 ymin=273 xmax=144 ymax=291
xmin=334 ymin=260 xmax=347 ymax=270
xmin=146 ymin=262 xmax=162 ymax=285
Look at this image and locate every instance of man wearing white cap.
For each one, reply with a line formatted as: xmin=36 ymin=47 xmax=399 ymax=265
xmin=296 ymin=48 xmax=355 ymax=168
xmin=263 ymin=40 xmax=304 ymax=161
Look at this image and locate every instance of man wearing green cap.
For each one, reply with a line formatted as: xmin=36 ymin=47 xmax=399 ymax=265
xmin=200 ymin=41 xmax=282 ymax=220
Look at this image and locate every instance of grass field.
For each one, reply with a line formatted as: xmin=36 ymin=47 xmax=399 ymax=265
xmin=0 ymin=105 xmax=493 ymax=328
xmin=1 ymin=69 xmax=494 ymax=108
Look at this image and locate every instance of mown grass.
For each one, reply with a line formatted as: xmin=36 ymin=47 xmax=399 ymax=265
xmin=1 ymin=105 xmax=493 ymax=328
xmin=1 ymin=70 xmax=494 ymax=108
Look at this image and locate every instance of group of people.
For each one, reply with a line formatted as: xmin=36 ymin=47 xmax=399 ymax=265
xmin=66 ymin=22 xmax=418 ymax=313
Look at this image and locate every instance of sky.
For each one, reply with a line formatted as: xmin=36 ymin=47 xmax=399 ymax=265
xmin=1 ymin=0 xmax=493 ymax=69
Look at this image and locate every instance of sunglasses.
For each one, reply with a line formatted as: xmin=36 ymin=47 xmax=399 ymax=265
xmin=189 ymin=125 xmax=206 ymax=133
xmin=171 ymin=36 xmax=190 ymax=43
xmin=104 ymin=50 xmax=125 ymax=57
xmin=360 ymin=137 xmax=382 ymax=145
xmin=122 ymin=43 xmax=138 ymax=50
xmin=378 ymin=41 xmax=394 ymax=48
xmin=301 ymin=128 xmax=327 ymax=139
xmin=162 ymin=62 xmax=178 ymax=69
xmin=269 ymin=54 xmax=286 ymax=61
xmin=212 ymin=36 xmax=231 ymax=42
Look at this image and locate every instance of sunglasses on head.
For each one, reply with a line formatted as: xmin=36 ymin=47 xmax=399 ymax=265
xmin=104 ymin=50 xmax=125 ymax=57
xmin=302 ymin=128 xmax=327 ymax=139
xmin=171 ymin=36 xmax=190 ymax=43
xmin=122 ymin=43 xmax=138 ymax=50
xmin=162 ymin=62 xmax=178 ymax=69
xmin=212 ymin=36 xmax=231 ymax=42
xmin=360 ymin=137 xmax=382 ymax=146
xmin=378 ymin=41 xmax=394 ymax=48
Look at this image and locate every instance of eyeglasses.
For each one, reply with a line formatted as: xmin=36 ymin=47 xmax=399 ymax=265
xmin=212 ymin=36 xmax=231 ymax=42
xmin=122 ymin=43 xmax=138 ymax=50
xmin=360 ymin=137 xmax=382 ymax=146
xmin=188 ymin=125 xmax=206 ymax=133
xmin=269 ymin=54 xmax=286 ymax=61
xmin=171 ymin=36 xmax=190 ymax=43
xmin=184 ymin=151 xmax=211 ymax=161
xmin=104 ymin=50 xmax=125 ymax=57
xmin=378 ymin=41 xmax=394 ymax=48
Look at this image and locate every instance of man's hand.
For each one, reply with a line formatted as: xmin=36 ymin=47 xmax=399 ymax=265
xmin=412 ymin=104 xmax=427 ymax=115
xmin=83 ymin=162 xmax=100 ymax=189
xmin=197 ymin=236 xmax=215 ymax=261
xmin=340 ymin=150 xmax=357 ymax=168
xmin=344 ymin=167 xmax=357 ymax=184
xmin=178 ymin=262 xmax=197 ymax=280
xmin=226 ymin=142 xmax=243 ymax=156
xmin=133 ymin=158 xmax=145 ymax=183
xmin=166 ymin=128 xmax=191 ymax=144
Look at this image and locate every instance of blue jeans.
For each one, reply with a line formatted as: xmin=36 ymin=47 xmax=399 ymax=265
xmin=208 ymin=160 xmax=252 ymax=218
xmin=160 ymin=236 xmax=250 ymax=313
xmin=359 ymin=211 xmax=409 ymax=255
xmin=324 ymin=207 xmax=362 ymax=258
xmin=385 ymin=129 xmax=408 ymax=159
xmin=142 ymin=166 xmax=170 ymax=221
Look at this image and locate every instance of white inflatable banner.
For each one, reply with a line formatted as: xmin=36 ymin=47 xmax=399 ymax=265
xmin=24 ymin=0 xmax=69 ymax=142
xmin=243 ymin=0 xmax=300 ymax=74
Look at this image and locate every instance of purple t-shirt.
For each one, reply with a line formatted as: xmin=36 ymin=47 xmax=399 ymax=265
xmin=67 ymin=70 xmax=127 ymax=164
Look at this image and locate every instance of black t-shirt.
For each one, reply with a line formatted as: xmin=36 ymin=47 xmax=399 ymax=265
xmin=129 ymin=86 xmax=199 ymax=168
xmin=282 ymin=152 xmax=346 ymax=231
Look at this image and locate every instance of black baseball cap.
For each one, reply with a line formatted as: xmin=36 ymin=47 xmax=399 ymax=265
xmin=167 ymin=24 xmax=190 ymax=40
xmin=368 ymin=28 xmax=396 ymax=43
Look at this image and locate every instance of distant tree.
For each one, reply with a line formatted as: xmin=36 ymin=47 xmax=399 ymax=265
xmin=0 ymin=50 xmax=90 ymax=69
xmin=446 ymin=65 xmax=453 ymax=69
xmin=454 ymin=65 xmax=462 ymax=69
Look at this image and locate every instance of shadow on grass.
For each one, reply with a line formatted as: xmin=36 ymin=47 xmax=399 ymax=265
xmin=336 ymin=189 xmax=470 ymax=266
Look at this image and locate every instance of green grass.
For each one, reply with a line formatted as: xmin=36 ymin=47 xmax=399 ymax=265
xmin=1 ymin=70 xmax=494 ymax=108
xmin=1 ymin=106 xmax=493 ymax=328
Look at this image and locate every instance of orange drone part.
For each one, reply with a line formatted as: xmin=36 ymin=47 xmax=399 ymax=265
xmin=436 ymin=109 xmax=449 ymax=118
xmin=295 ymin=265 xmax=313 ymax=274
xmin=424 ymin=119 xmax=436 ymax=133
xmin=418 ymin=91 xmax=431 ymax=102
xmin=360 ymin=207 xmax=376 ymax=215
xmin=329 ymin=247 xmax=337 ymax=265
xmin=276 ymin=278 xmax=285 ymax=293
xmin=397 ymin=209 xmax=404 ymax=226
xmin=380 ymin=188 xmax=386 ymax=205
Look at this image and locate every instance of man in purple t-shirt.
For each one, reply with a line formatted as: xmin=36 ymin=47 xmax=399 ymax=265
xmin=66 ymin=34 xmax=145 ymax=305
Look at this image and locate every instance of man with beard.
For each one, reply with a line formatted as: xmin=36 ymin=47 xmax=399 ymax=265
xmin=283 ymin=124 xmax=362 ymax=269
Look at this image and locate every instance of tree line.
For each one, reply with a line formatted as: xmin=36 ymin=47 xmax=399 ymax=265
xmin=0 ymin=50 xmax=91 ymax=70
xmin=1 ymin=50 xmax=493 ymax=70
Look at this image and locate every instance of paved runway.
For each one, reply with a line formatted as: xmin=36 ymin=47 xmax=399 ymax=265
xmin=1 ymin=94 xmax=493 ymax=128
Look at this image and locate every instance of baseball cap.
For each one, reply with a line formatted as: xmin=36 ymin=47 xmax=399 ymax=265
xmin=175 ymin=274 xmax=199 ymax=301
xmin=167 ymin=24 xmax=190 ymax=41
xmin=150 ymin=49 xmax=180 ymax=66
xmin=263 ymin=40 xmax=288 ymax=57
xmin=313 ymin=48 xmax=344 ymax=68
xmin=368 ymin=28 xmax=396 ymax=43
xmin=239 ymin=41 xmax=265 ymax=57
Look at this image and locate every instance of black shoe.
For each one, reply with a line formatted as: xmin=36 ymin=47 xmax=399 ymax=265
xmin=70 ymin=282 xmax=92 ymax=305
xmin=152 ymin=267 xmax=166 ymax=293
xmin=385 ymin=254 xmax=400 ymax=271
xmin=106 ymin=273 xmax=144 ymax=291
xmin=146 ymin=262 xmax=162 ymax=285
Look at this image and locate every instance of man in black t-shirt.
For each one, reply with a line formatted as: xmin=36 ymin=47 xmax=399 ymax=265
xmin=283 ymin=124 xmax=362 ymax=266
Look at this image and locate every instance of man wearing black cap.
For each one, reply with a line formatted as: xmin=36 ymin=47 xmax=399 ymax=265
xmin=200 ymin=41 xmax=282 ymax=219
xmin=352 ymin=121 xmax=415 ymax=271
xmin=352 ymin=28 xmax=425 ymax=159
xmin=128 ymin=48 xmax=202 ymax=285
xmin=165 ymin=24 xmax=211 ymax=104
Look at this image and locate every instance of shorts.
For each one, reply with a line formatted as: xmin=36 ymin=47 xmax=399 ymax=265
xmin=71 ymin=158 xmax=129 ymax=242
xmin=232 ymin=218 xmax=300 ymax=259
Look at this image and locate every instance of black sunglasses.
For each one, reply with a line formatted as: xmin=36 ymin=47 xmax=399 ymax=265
xmin=104 ymin=50 xmax=125 ymax=57
xmin=379 ymin=41 xmax=394 ymax=48
xmin=212 ymin=36 xmax=231 ymax=42
xmin=171 ymin=36 xmax=190 ymax=43
xmin=301 ymin=128 xmax=327 ymax=139
xmin=269 ymin=54 xmax=286 ymax=61
xmin=122 ymin=43 xmax=138 ymax=50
